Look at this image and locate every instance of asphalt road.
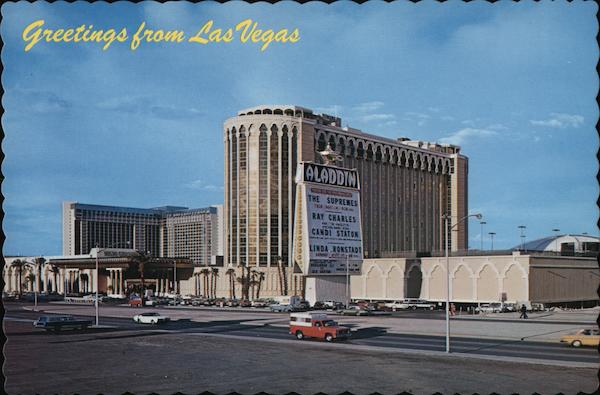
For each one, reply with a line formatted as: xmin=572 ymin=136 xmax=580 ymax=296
xmin=4 ymin=303 xmax=597 ymax=365
xmin=4 ymin=315 xmax=597 ymax=395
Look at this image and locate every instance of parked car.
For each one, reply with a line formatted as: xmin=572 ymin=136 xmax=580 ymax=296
xmin=531 ymin=303 xmax=545 ymax=312
xmin=270 ymin=303 xmax=293 ymax=312
xmin=239 ymin=299 xmax=252 ymax=308
xmin=34 ymin=315 xmax=92 ymax=332
xmin=475 ymin=303 xmax=503 ymax=314
xmin=293 ymin=300 xmax=310 ymax=311
xmin=133 ymin=312 xmax=170 ymax=324
xmin=340 ymin=306 xmax=373 ymax=316
xmin=289 ymin=312 xmax=351 ymax=342
xmin=561 ymin=328 xmax=600 ymax=347
xmin=404 ymin=299 xmax=436 ymax=310
xmin=384 ymin=301 xmax=409 ymax=311
xmin=129 ymin=298 xmax=142 ymax=307
xmin=501 ymin=303 xmax=517 ymax=312
xmin=251 ymin=300 xmax=268 ymax=308
xmin=226 ymin=299 xmax=239 ymax=307
xmin=312 ymin=301 xmax=326 ymax=310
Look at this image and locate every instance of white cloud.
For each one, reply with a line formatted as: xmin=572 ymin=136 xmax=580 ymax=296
xmin=360 ymin=113 xmax=395 ymax=122
xmin=185 ymin=179 xmax=223 ymax=191
xmin=405 ymin=111 xmax=430 ymax=120
xmin=486 ymin=123 xmax=508 ymax=131
xmin=315 ymin=105 xmax=343 ymax=115
xmin=353 ymin=101 xmax=385 ymax=112
xmin=439 ymin=128 xmax=497 ymax=145
xmin=97 ymin=95 xmax=203 ymax=120
xmin=530 ymin=113 xmax=584 ymax=129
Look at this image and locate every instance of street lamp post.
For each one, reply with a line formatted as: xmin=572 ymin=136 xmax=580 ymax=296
xmin=345 ymin=255 xmax=350 ymax=308
xmin=174 ymin=258 xmax=177 ymax=297
xmin=443 ymin=212 xmax=482 ymax=353
xmin=488 ymin=232 xmax=496 ymax=251
xmin=518 ymin=225 xmax=527 ymax=251
xmin=480 ymin=221 xmax=487 ymax=251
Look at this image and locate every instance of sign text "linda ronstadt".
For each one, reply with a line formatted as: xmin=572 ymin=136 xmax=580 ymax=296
xmin=303 ymin=163 xmax=359 ymax=189
xmin=21 ymin=19 xmax=300 ymax=52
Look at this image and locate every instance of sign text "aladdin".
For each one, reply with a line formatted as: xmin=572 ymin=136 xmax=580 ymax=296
xmin=303 ymin=163 xmax=358 ymax=189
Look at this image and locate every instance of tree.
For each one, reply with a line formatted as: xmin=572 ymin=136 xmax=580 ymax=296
xmin=34 ymin=257 xmax=45 ymax=292
xmin=275 ymin=256 xmax=288 ymax=296
xmin=211 ymin=268 xmax=219 ymax=298
xmin=80 ymin=273 xmax=89 ymax=293
xmin=255 ymin=271 xmax=266 ymax=299
xmin=131 ymin=251 xmax=152 ymax=295
xmin=26 ymin=273 xmax=36 ymax=291
xmin=200 ymin=268 xmax=210 ymax=297
xmin=226 ymin=268 xmax=236 ymax=299
xmin=235 ymin=265 xmax=252 ymax=300
xmin=11 ymin=259 xmax=32 ymax=295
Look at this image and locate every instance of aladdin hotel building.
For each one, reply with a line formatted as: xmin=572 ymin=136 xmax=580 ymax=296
xmin=224 ymin=105 xmax=469 ymax=271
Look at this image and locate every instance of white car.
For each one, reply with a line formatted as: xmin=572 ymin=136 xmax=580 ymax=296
xmin=384 ymin=301 xmax=409 ymax=311
xmin=133 ymin=312 xmax=170 ymax=324
xmin=475 ymin=303 xmax=502 ymax=314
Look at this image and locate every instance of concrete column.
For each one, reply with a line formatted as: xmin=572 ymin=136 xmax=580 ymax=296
xmin=288 ymin=131 xmax=293 ymax=267
xmin=267 ymin=129 xmax=271 ymax=267
xmin=278 ymin=130 xmax=282 ymax=259
xmin=42 ymin=269 xmax=47 ymax=293
xmin=118 ymin=269 xmax=122 ymax=295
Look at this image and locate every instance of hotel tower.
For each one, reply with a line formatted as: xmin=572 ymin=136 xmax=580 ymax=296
xmin=224 ymin=105 xmax=468 ymax=269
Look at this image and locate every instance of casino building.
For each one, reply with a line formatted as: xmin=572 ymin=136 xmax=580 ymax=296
xmin=223 ymin=105 xmax=469 ymax=271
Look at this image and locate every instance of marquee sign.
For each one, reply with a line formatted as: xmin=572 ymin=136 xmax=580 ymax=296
xmin=293 ymin=162 xmax=363 ymax=275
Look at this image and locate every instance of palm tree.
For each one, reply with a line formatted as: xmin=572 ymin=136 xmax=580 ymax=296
xmin=226 ymin=268 xmax=236 ymax=299
xmin=211 ymin=268 xmax=219 ymax=298
xmin=131 ymin=251 xmax=152 ymax=295
xmin=80 ymin=273 xmax=89 ymax=293
xmin=255 ymin=271 xmax=266 ymax=299
xmin=33 ymin=257 xmax=45 ymax=292
xmin=276 ymin=256 xmax=288 ymax=296
xmin=200 ymin=268 xmax=210 ymax=297
xmin=274 ymin=256 xmax=284 ymax=296
xmin=26 ymin=273 xmax=36 ymax=292
xmin=236 ymin=264 xmax=252 ymax=300
xmin=11 ymin=259 xmax=31 ymax=295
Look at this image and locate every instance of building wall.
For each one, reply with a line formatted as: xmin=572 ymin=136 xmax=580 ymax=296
xmin=350 ymin=258 xmax=422 ymax=301
xmin=528 ymin=257 xmax=599 ymax=303
xmin=421 ymin=254 xmax=530 ymax=303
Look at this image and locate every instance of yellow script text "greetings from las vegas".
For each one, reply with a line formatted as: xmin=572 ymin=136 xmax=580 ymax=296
xmin=22 ymin=19 xmax=301 ymax=52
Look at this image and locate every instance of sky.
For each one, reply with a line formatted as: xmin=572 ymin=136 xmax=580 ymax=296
xmin=1 ymin=1 xmax=598 ymax=256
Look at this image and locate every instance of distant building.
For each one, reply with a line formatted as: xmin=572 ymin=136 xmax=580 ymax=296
xmin=163 ymin=205 xmax=223 ymax=266
xmin=223 ymin=105 xmax=469 ymax=270
xmin=516 ymin=234 xmax=599 ymax=255
xmin=62 ymin=202 xmax=224 ymax=266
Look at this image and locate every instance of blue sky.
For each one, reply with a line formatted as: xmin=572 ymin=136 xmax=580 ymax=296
xmin=1 ymin=1 xmax=598 ymax=255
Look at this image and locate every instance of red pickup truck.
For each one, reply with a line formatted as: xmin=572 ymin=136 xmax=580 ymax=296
xmin=289 ymin=312 xmax=351 ymax=342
